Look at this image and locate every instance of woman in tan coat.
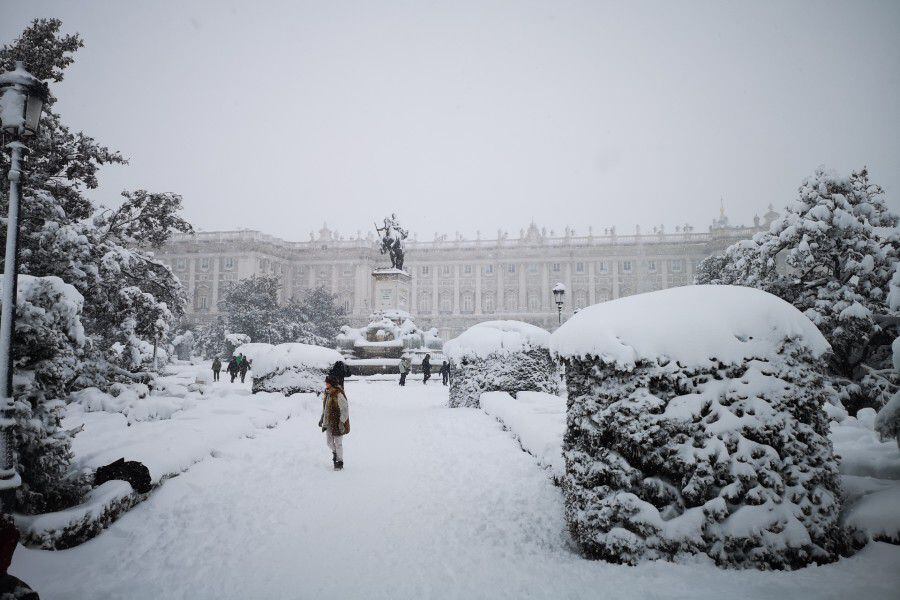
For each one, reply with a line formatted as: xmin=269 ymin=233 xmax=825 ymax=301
xmin=319 ymin=375 xmax=350 ymax=470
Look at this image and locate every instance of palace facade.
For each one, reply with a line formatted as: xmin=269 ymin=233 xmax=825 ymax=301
xmin=157 ymin=208 xmax=776 ymax=340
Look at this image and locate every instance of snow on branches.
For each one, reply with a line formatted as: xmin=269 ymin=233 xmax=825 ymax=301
xmin=697 ymin=167 xmax=899 ymax=414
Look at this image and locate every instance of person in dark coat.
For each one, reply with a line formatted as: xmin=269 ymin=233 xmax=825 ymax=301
xmin=422 ymin=354 xmax=431 ymax=384
xmin=440 ymin=360 xmax=450 ymax=386
xmin=328 ymin=360 xmax=351 ymax=388
xmin=212 ymin=357 xmax=222 ymax=381
xmin=227 ymin=356 xmax=239 ymax=383
xmin=238 ymin=354 xmax=250 ymax=383
xmin=318 ymin=375 xmax=350 ymax=471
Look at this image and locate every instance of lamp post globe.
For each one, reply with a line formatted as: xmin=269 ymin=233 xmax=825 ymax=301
xmin=0 ymin=60 xmax=48 ymax=500
xmin=552 ymin=282 xmax=566 ymax=325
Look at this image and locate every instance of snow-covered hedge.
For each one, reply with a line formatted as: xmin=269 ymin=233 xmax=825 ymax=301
xmin=444 ymin=321 xmax=559 ymax=408
xmin=250 ymin=343 xmax=343 ymax=395
xmin=551 ymin=285 xmax=848 ymax=569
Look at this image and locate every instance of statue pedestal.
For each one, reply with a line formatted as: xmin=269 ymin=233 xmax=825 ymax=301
xmin=371 ymin=268 xmax=412 ymax=313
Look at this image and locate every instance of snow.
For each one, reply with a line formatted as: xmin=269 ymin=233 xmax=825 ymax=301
xmin=480 ymin=391 xmax=566 ymax=480
xmin=63 ymin=364 xmax=317 ymax=484
xmin=550 ymin=285 xmax=830 ymax=369
xmin=844 ymin=484 xmax=900 ymax=543
xmin=231 ymin=342 xmax=275 ymax=362
xmin=13 ymin=379 xmax=900 ymax=599
xmin=444 ymin=320 xmax=551 ymax=361
xmin=252 ymin=342 xmax=343 ymax=376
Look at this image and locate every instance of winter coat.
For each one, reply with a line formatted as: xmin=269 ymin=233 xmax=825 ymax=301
xmin=439 ymin=362 xmax=450 ymax=375
xmin=399 ymin=357 xmax=412 ymax=374
xmin=212 ymin=358 xmax=222 ymax=372
xmin=239 ymin=358 xmax=250 ymax=374
xmin=422 ymin=357 xmax=431 ymax=374
xmin=320 ymin=387 xmax=350 ymax=436
xmin=227 ymin=358 xmax=238 ymax=373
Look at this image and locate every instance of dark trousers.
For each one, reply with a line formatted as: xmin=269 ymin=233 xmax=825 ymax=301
xmin=442 ymin=372 xmax=449 ymax=385
xmin=423 ymin=371 xmax=430 ymax=384
xmin=230 ymin=371 xmax=237 ymax=383
xmin=213 ymin=370 xmax=220 ymax=381
xmin=399 ymin=372 xmax=407 ymax=386
xmin=240 ymin=371 xmax=247 ymax=383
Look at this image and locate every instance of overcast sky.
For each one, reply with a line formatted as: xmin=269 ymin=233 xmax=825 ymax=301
xmin=2 ymin=0 xmax=899 ymax=241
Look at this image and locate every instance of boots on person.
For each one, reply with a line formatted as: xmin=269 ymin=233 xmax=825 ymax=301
xmin=334 ymin=460 xmax=343 ymax=471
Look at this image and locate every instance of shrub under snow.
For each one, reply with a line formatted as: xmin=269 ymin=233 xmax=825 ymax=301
xmin=444 ymin=320 xmax=559 ymax=408
xmin=551 ymin=285 xmax=848 ymax=569
xmin=250 ymin=343 xmax=343 ymax=395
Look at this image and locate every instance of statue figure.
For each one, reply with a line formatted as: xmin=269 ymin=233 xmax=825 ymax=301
xmin=374 ymin=213 xmax=409 ymax=271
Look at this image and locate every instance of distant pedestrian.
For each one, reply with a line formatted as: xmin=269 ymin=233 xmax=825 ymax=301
xmin=440 ymin=360 xmax=450 ymax=386
xmin=238 ymin=354 xmax=250 ymax=383
xmin=319 ymin=375 xmax=350 ymax=471
xmin=227 ymin=356 xmax=238 ymax=383
xmin=328 ymin=360 xmax=351 ymax=388
xmin=422 ymin=354 xmax=431 ymax=385
xmin=212 ymin=357 xmax=222 ymax=382
xmin=399 ymin=355 xmax=411 ymax=386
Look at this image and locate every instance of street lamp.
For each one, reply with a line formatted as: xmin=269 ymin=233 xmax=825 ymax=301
xmin=552 ymin=282 xmax=566 ymax=324
xmin=0 ymin=61 xmax=48 ymax=497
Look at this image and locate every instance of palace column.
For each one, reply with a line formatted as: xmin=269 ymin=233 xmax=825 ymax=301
xmin=518 ymin=263 xmax=526 ymax=312
xmin=588 ymin=261 xmax=596 ymax=305
xmin=475 ymin=262 xmax=482 ymax=314
xmin=612 ymin=260 xmax=620 ymax=299
xmin=453 ymin=263 xmax=460 ymax=315
xmin=660 ymin=256 xmax=669 ymax=290
xmin=541 ymin=262 xmax=550 ymax=311
xmin=410 ymin=264 xmax=418 ymax=314
xmin=431 ymin=266 xmax=439 ymax=313
xmin=496 ymin=262 xmax=503 ymax=313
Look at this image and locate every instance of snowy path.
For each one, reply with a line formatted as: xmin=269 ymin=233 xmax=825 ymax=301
xmin=15 ymin=381 xmax=900 ymax=600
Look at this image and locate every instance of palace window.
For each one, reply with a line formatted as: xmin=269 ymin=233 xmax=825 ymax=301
xmin=527 ymin=292 xmax=541 ymax=311
xmin=622 ymin=260 xmax=632 ymax=273
xmin=439 ymin=291 xmax=452 ymax=313
xmin=461 ymin=293 xmax=474 ymax=313
xmin=575 ymin=290 xmax=588 ymax=309
xmin=199 ymin=296 xmax=208 ymax=309
xmin=463 ymin=265 xmax=472 ymax=275
xmin=200 ymin=257 xmax=210 ymax=270
xmin=442 ymin=265 xmax=451 ymax=276
xmin=647 ymin=260 xmax=656 ymax=272
xmin=576 ymin=262 xmax=584 ymax=273
xmin=528 ymin=263 xmax=538 ymax=273
xmin=552 ymin=263 xmax=560 ymax=272
xmin=421 ymin=266 xmax=430 ymax=275
xmin=483 ymin=264 xmax=494 ymax=275
xmin=483 ymin=293 xmax=496 ymax=313
xmin=597 ymin=261 xmax=608 ymax=273
xmin=508 ymin=264 xmax=516 ymax=274
xmin=176 ymin=258 xmax=187 ymax=270
xmin=670 ymin=259 xmax=684 ymax=273
xmin=418 ymin=292 xmax=432 ymax=313
xmin=504 ymin=291 xmax=518 ymax=311
xmin=223 ymin=257 xmax=235 ymax=271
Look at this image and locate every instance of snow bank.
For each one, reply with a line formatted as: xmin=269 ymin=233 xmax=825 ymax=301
xmin=480 ymin=391 xmax=565 ymax=481
xmin=444 ymin=320 xmax=551 ymax=361
xmin=550 ymin=285 xmax=830 ymax=369
xmin=233 ymin=342 xmax=275 ymax=363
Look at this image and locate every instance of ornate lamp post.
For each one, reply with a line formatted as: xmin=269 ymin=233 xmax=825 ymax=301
xmin=0 ymin=62 xmax=48 ymax=497
xmin=552 ymin=282 xmax=566 ymax=325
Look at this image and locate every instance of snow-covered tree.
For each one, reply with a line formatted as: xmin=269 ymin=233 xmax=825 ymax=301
xmin=552 ymin=286 xmax=849 ymax=569
xmin=5 ymin=276 xmax=90 ymax=513
xmin=444 ymin=321 xmax=559 ymax=408
xmin=220 ymin=276 xmax=346 ymax=347
xmin=875 ymin=265 xmax=900 ymax=447
xmin=0 ymin=19 xmax=192 ymax=512
xmin=696 ymin=167 xmax=899 ymax=414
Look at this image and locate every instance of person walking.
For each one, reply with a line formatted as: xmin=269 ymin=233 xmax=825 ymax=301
xmin=422 ymin=354 xmax=431 ymax=385
xmin=398 ymin=354 xmax=411 ymax=386
xmin=319 ymin=375 xmax=350 ymax=471
xmin=238 ymin=354 xmax=250 ymax=383
xmin=440 ymin=360 xmax=450 ymax=386
xmin=212 ymin=357 xmax=222 ymax=382
xmin=227 ymin=356 xmax=238 ymax=383
xmin=328 ymin=360 xmax=351 ymax=388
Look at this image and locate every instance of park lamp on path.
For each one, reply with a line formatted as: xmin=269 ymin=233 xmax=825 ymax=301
xmin=0 ymin=61 xmax=49 ymax=502
xmin=552 ymin=282 xmax=566 ymax=325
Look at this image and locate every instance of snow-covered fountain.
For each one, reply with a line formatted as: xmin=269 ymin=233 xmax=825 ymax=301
xmin=336 ymin=309 xmax=443 ymax=375
xmin=443 ymin=320 xmax=559 ymax=408
xmin=550 ymin=285 xmax=848 ymax=569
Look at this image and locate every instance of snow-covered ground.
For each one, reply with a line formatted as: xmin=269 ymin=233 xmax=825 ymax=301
xmin=13 ymin=374 xmax=900 ymax=599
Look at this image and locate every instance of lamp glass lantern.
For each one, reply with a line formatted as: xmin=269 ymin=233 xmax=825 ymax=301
xmin=552 ymin=282 xmax=566 ymax=324
xmin=0 ymin=61 xmax=48 ymax=137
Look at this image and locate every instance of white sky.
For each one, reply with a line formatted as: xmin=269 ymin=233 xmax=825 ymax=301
xmin=2 ymin=0 xmax=899 ymax=241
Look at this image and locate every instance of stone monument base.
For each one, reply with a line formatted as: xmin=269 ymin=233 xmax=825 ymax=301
xmin=371 ymin=268 xmax=411 ymax=313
